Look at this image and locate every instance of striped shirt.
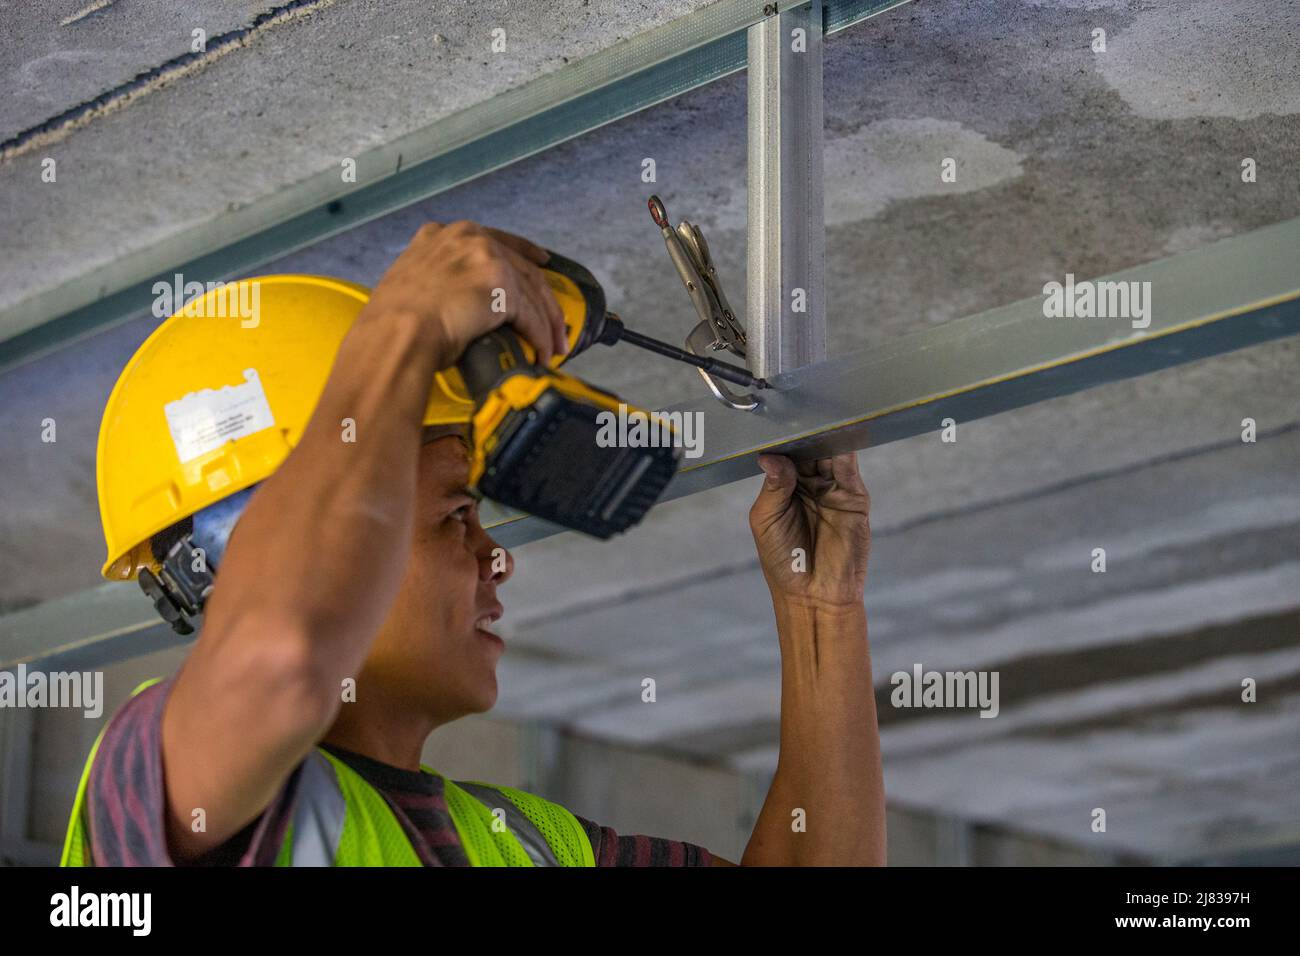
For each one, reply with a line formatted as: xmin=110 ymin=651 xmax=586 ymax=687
xmin=84 ymin=678 xmax=712 ymax=867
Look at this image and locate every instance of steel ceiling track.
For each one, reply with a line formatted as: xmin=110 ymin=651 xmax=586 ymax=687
xmin=492 ymin=215 xmax=1300 ymax=542
xmin=0 ymin=0 xmax=912 ymax=371
xmin=5 ymin=215 xmax=1300 ymax=672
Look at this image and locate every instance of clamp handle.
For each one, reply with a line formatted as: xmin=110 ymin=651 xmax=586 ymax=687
xmin=648 ymin=195 xmax=762 ymax=410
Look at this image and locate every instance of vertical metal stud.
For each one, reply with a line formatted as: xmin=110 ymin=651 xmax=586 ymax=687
xmin=747 ymin=0 xmax=828 ymax=379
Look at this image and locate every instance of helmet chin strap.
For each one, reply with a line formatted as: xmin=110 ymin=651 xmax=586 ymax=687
xmin=138 ymin=485 xmax=258 ymax=635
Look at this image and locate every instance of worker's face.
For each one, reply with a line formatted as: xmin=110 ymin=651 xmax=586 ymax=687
xmin=363 ymin=435 xmax=513 ymax=721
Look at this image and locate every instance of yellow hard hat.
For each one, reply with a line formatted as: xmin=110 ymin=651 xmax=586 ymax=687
xmin=97 ymin=274 xmax=474 ymax=582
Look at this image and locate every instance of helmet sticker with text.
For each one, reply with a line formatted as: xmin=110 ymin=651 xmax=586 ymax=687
xmin=163 ymin=368 xmax=275 ymax=464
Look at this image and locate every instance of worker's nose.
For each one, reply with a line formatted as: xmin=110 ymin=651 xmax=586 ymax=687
xmin=479 ymin=536 xmax=513 ymax=585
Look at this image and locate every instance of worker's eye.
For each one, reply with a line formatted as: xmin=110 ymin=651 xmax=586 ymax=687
xmin=449 ymin=503 xmax=474 ymax=523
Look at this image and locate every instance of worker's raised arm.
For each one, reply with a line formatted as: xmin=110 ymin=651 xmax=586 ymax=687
xmin=740 ymin=452 xmax=886 ymax=866
xmin=159 ymin=222 xmax=566 ymax=861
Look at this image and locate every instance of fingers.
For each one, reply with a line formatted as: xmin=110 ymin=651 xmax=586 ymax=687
xmin=500 ymin=269 xmax=552 ymax=366
xmin=791 ymin=455 xmax=831 ymax=492
xmin=396 ymin=220 xmax=562 ymax=366
xmin=496 ymin=242 xmax=568 ymax=364
xmin=758 ymin=454 xmax=797 ymax=488
xmin=788 ymin=453 xmax=868 ymax=502
xmin=829 ymin=452 xmax=867 ymax=494
xmin=483 ymin=226 xmax=550 ymax=265
xmin=751 ymin=454 xmax=798 ymax=522
xmin=413 ymin=220 xmax=447 ymax=245
xmin=830 ymin=453 xmax=870 ymax=514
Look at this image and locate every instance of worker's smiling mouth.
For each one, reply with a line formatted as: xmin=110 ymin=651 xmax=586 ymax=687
xmin=474 ymin=606 xmax=505 ymax=644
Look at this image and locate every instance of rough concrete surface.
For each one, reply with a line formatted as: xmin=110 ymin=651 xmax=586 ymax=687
xmin=0 ymin=0 xmax=713 ymax=314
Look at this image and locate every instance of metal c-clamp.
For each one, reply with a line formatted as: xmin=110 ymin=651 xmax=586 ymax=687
xmin=648 ymin=195 xmax=762 ymax=411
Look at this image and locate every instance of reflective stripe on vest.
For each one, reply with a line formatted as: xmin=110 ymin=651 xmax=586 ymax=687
xmin=280 ymin=751 xmax=348 ymax=866
xmin=455 ymin=781 xmax=556 ymax=867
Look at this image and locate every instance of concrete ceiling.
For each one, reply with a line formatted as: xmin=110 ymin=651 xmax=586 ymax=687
xmin=1 ymin=0 xmax=1298 ymax=862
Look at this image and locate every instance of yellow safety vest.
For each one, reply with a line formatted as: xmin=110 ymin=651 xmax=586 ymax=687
xmin=61 ymin=680 xmax=595 ymax=867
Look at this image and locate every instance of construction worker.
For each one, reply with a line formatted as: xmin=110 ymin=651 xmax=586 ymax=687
xmin=62 ymin=221 xmax=885 ymax=866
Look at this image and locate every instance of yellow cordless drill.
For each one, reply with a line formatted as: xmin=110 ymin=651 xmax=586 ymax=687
xmin=453 ymin=250 xmax=767 ymax=539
